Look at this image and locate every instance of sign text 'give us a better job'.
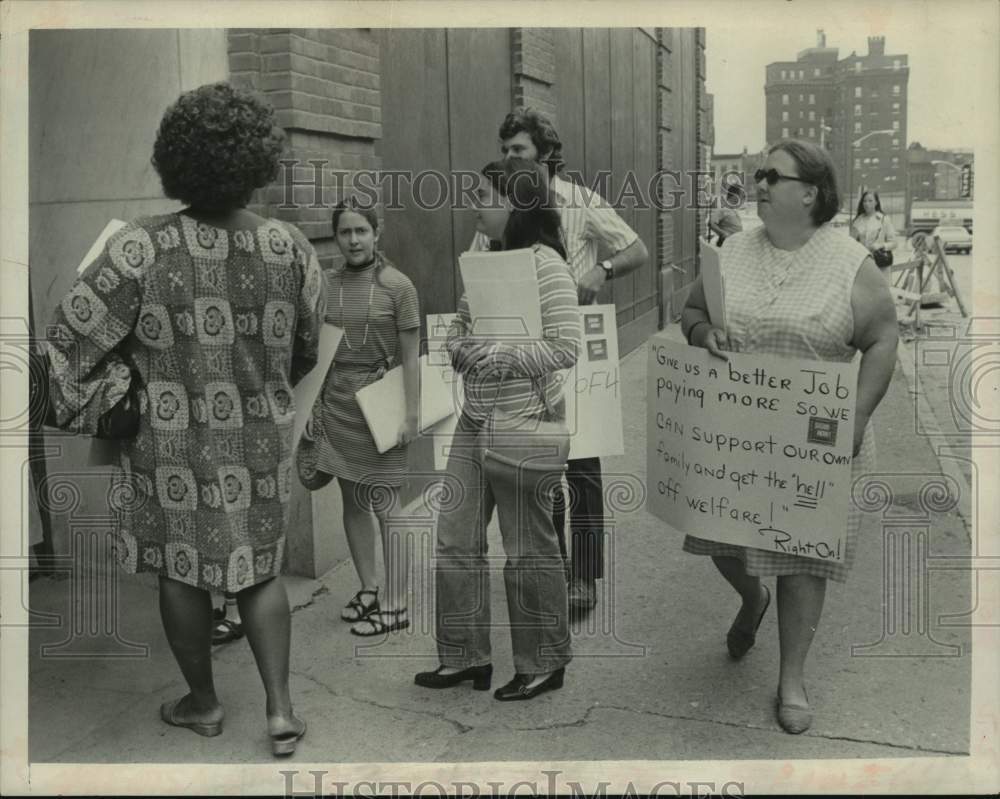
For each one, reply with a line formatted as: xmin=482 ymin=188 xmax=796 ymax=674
xmin=646 ymin=334 xmax=859 ymax=563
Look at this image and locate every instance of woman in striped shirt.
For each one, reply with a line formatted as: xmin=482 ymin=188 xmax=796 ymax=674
xmin=415 ymin=158 xmax=582 ymax=701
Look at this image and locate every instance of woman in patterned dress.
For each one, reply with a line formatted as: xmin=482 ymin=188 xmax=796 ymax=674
xmin=306 ymin=199 xmax=421 ymax=636
xmin=414 ymin=158 xmax=582 ymax=701
xmin=680 ymin=140 xmax=898 ymax=733
xmin=45 ymin=83 xmax=322 ymax=755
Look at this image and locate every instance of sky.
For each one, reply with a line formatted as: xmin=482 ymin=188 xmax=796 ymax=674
xmin=705 ymin=10 xmax=984 ymax=155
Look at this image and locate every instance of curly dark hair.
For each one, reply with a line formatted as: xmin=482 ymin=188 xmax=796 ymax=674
xmin=481 ymin=158 xmax=567 ymax=260
xmin=152 ymin=82 xmax=286 ymax=210
xmin=498 ymin=108 xmax=565 ymax=178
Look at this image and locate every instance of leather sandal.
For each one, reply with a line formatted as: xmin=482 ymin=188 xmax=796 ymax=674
xmin=341 ymin=588 xmax=379 ymax=622
xmin=350 ymin=608 xmax=409 ymax=636
xmin=727 ymin=584 xmax=771 ymax=660
xmin=212 ymin=618 xmax=244 ymax=645
xmin=160 ymin=697 xmax=223 ymax=738
xmin=269 ymin=715 xmax=307 ymax=756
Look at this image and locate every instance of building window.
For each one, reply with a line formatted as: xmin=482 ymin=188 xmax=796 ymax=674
xmin=855 ymin=86 xmax=862 ymax=98
xmin=798 ymin=70 xmax=804 ymax=79
xmin=893 ymin=102 xmax=900 ymax=112
xmin=809 ymin=110 xmax=815 ymax=121
xmin=782 ymin=94 xmax=789 ymax=105
xmin=893 ymin=59 xmax=901 ymax=70
xmin=893 ymin=119 xmax=900 ymax=130
xmin=781 ymin=69 xmax=787 ymax=79
xmin=809 ymin=93 xmax=815 ymax=104
xmin=893 ymin=84 xmax=901 ymax=95
xmin=863 ymin=157 xmax=871 ymax=165
xmin=814 ymin=68 xmax=821 ymax=77
xmin=854 ymin=158 xmax=861 ymax=169
xmin=854 ymin=61 xmax=862 ymax=72
xmin=809 ymin=127 xmax=815 ymax=138
xmin=892 ymin=156 xmax=900 ymax=164
xmin=782 ymin=110 xmax=789 ymax=121
xmin=782 ymin=127 xmax=789 ymax=138
xmin=872 ymin=157 xmax=880 ymax=165
xmin=854 ymin=104 xmax=862 ymax=115
xmin=854 ymin=121 xmax=862 ymax=134
xmin=893 ymin=138 xmax=900 ymax=146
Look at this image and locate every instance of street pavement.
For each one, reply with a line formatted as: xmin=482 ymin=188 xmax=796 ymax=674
xmin=28 ymin=319 xmax=972 ymax=768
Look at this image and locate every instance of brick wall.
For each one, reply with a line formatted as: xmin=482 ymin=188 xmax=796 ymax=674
xmin=228 ymin=29 xmax=383 ymax=268
xmin=656 ymin=28 xmax=676 ymax=320
xmin=511 ymin=28 xmax=557 ymax=119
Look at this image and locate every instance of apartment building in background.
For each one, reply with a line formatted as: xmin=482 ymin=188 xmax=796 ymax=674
xmin=764 ymin=31 xmax=909 ymax=230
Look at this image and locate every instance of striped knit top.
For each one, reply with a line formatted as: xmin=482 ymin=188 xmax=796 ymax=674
xmin=448 ymin=244 xmax=581 ymax=425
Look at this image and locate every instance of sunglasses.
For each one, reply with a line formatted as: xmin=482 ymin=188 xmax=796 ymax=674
xmin=754 ymin=168 xmax=812 ymax=186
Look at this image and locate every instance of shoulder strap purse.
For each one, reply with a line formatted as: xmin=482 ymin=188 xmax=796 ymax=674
xmin=484 ymin=369 xmax=571 ymax=474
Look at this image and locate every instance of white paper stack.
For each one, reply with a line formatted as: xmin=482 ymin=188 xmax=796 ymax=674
xmin=458 ymin=248 xmax=542 ymax=340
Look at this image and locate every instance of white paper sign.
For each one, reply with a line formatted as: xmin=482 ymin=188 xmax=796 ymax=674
xmin=426 ymin=312 xmax=464 ymax=470
xmin=79 ymin=220 xmax=129 ymax=467
xmin=78 ymin=219 xmax=127 ymax=274
xmin=292 ymin=324 xmax=343 ymax=449
xmin=554 ymin=304 xmax=624 ymax=460
xmin=699 ymin=242 xmax=727 ymax=331
xmin=355 ymin=355 xmax=455 ymax=454
xmin=459 ymin=249 xmax=542 ymax=340
xmin=646 ymin=335 xmax=858 ymax=562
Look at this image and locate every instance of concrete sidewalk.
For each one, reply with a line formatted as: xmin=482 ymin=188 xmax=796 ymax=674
xmin=29 ymin=323 xmax=971 ymax=764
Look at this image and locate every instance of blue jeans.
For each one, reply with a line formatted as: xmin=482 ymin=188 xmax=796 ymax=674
xmin=434 ymin=413 xmax=572 ymax=674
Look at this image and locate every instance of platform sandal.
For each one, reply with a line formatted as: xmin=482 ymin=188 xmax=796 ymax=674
xmin=350 ymin=607 xmax=409 ymax=636
xmin=341 ymin=588 xmax=379 ymax=622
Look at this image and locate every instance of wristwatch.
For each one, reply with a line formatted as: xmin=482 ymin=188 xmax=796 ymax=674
xmin=600 ymin=259 xmax=614 ymax=280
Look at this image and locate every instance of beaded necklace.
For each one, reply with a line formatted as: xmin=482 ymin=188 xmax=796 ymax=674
xmin=338 ymin=257 xmax=377 ymax=350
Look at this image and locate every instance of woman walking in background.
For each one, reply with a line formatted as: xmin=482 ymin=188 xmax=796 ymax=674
xmin=415 ymin=158 xmax=581 ymax=701
xmin=850 ymin=189 xmax=898 ymax=278
xmin=682 ymin=140 xmax=897 ymax=733
xmin=302 ymin=199 xmax=420 ymax=637
xmin=45 ymin=82 xmax=322 ymax=755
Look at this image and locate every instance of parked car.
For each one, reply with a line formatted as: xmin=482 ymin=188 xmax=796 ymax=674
xmin=932 ymin=225 xmax=972 ymax=254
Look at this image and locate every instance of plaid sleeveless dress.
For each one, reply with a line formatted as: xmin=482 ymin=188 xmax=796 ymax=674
xmin=682 ymin=224 xmax=875 ymax=582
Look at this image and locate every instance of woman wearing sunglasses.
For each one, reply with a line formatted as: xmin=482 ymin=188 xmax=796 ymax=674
xmin=680 ymin=140 xmax=898 ymax=734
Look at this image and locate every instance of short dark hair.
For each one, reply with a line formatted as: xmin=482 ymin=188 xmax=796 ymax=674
xmin=481 ymin=158 xmax=566 ymax=259
xmin=854 ymin=189 xmax=884 ymax=219
xmin=498 ymin=108 xmax=565 ymax=178
xmin=768 ymin=139 xmax=841 ymax=225
xmin=152 ymin=82 xmax=285 ymax=210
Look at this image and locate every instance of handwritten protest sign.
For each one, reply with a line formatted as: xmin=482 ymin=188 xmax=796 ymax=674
xmin=698 ymin=242 xmax=727 ymax=331
xmin=646 ymin=334 xmax=858 ymax=562
xmin=425 ymin=312 xmax=464 ymax=470
xmin=553 ymin=304 xmax=624 ymax=460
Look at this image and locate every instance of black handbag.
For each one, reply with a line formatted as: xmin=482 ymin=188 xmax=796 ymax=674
xmin=872 ymin=216 xmax=893 ymax=268
xmin=873 ymin=248 xmax=893 ymax=269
